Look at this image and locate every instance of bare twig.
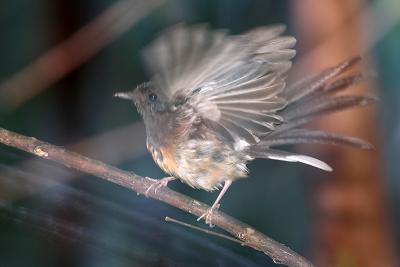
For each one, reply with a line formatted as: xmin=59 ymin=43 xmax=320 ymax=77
xmin=165 ymin=216 xmax=244 ymax=244
xmin=0 ymin=127 xmax=314 ymax=267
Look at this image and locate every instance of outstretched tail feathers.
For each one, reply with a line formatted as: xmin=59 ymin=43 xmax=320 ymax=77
xmin=260 ymin=129 xmax=374 ymax=149
xmin=284 ymin=56 xmax=362 ymax=103
xmin=250 ymin=57 xmax=375 ymax=171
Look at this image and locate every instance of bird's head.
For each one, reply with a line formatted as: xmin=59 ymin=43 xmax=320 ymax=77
xmin=115 ymin=83 xmax=170 ymax=120
xmin=115 ymin=83 xmax=180 ymax=147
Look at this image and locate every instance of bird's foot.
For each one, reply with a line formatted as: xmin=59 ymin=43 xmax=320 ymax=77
xmin=145 ymin=176 xmax=176 ymax=197
xmin=197 ymin=204 xmax=220 ymax=227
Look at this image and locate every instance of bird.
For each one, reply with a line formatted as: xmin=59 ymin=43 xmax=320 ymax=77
xmin=115 ymin=24 xmax=375 ymax=226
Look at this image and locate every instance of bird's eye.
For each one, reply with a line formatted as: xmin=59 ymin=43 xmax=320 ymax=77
xmin=148 ymin=93 xmax=157 ymax=102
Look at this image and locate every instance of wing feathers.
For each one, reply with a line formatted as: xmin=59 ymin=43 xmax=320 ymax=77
xmin=282 ymin=95 xmax=376 ymax=121
xmin=214 ymin=99 xmax=286 ymax=112
xmin=243 ymin=24 xmax=287 ymax=42
xmin=219 ymin=118 xmax=260 ymax=143
xmin=255 ymin=36 xmax=297 ymax=54
xmin=207 ymin=73 xmax=278 ymax=97
xmin=142 ymin=25 xmax=374 ymax=172
xmin=219 ymin=106 xmax=283 ymax=123
xmin=223 ymin=111 xmax=275 ymax=133
xmin=253 ymin=49 xmax=296 ymax=63
xmin=209 ymin=79 xmax=285 ymax=101
xmin=143 ymin=25 xmax=295 ymax=147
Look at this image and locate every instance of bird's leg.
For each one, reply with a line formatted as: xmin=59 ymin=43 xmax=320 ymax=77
xmin=145 ymin=176 xmax=176 ymax=197
xmin=197 ymin=180 xmax=232 ymax=227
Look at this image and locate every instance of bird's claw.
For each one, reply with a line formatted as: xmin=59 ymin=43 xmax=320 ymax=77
xmin=145 ymin=176 xmax=175 ymax=197
xmin=197 ymin=204 xmax=220 ymax=227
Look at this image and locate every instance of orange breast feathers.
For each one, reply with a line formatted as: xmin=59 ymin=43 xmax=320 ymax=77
xmin=146 ymin=142 xmax=179 ymax=176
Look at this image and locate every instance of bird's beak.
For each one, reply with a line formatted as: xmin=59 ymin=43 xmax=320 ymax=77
xmin=114 ymin=91 xmax=135 ymax=100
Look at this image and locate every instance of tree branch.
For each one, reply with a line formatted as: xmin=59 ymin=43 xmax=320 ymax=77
xmin=0 ymin=127 xmax=313 ymax=267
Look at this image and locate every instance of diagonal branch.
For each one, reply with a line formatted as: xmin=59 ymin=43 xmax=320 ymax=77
xmin=0 ymin=127 xmax=313 ymax=267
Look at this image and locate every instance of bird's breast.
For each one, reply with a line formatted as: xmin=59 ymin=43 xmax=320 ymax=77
xmin=146 ymin=141 xmax=179 ymax=177
xmin=147 ymin=133 xmax=249 ymax=191
xmin=174 ymin=138 xmax=249 ymax=191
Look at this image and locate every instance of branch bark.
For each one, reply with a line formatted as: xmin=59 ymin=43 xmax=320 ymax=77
xmin=0 ymin=127 xmax=313 ymax=267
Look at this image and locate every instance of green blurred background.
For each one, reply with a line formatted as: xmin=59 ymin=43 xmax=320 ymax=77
xmin=0 ymin=0 xmax=399 ymax=266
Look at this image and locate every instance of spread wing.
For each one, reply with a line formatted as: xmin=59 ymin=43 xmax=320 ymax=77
xmin=142 ymin=24 xmax=296 ymax=144
xmin=141 ymin=25 xmax=374 ymax=172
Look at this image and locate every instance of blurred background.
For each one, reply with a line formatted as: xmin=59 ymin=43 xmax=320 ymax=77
xmin=0 ymin=0 xmax=399 ymax=266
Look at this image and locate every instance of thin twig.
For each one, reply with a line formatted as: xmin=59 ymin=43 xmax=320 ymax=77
xmin=0 ymin=127 xmax=314 ymax=267
xmin=165 ymin=216 xmax=243 ymax=245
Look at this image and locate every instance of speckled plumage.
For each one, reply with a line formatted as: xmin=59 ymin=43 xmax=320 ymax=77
xmin=146 ymin=102 xmax=249 ymax=191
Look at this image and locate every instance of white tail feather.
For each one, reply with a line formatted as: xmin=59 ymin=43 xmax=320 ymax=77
xmin=267 ymin=154 xmax=333 ymax=171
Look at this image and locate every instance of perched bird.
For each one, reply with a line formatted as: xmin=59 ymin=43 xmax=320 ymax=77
xmin=116 ymin=24 xmax=374 ymax=226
